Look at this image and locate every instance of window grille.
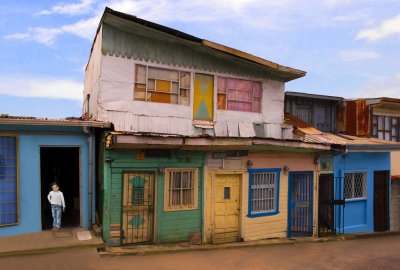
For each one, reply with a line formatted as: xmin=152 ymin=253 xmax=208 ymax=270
xmin=134 ymin=64 xmax=191 ymax=105
xmin=165 ymin=169 xmax=198 ymax=211
xmin=217 ymin=77 xmax=262 ymax=113
xmin=344 ymin=172 xmax=367 ymax=200
xmin=249 ymin=171 xmax=278 ymax=215
xmin=0 ymin=136 xmax=18 ymax=226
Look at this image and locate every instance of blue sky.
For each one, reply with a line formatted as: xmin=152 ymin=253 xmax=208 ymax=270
xmin=1 ymin=0 xmax=400 ymax=118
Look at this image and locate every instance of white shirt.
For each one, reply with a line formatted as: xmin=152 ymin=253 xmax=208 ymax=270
xmin=47 ymin=191 xmax=66 ymax=208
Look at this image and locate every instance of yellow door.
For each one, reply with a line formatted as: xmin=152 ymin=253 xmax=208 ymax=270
xmin=122 ymin=172 xmax=154 ymax=245
xmin=213 ymin=174 xmax=240 ymax=244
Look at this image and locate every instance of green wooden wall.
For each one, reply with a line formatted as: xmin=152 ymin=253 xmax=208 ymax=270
xmin=101 ymin=146 xmax=204 ymax=245
xmin=101 ymin=23 xmax=285 ymax=81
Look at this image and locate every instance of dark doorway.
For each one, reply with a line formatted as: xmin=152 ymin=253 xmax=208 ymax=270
xmin=318 ymin=174 xmax=335 ymax=236
xmin=41 ymin=147 xmax=80 ymax=230
xmin=374 ymin=170 xmax=389 ymax=232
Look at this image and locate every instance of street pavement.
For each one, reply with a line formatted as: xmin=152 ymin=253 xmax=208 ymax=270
xmin=1 ymin=235 xmax=400 ymax=270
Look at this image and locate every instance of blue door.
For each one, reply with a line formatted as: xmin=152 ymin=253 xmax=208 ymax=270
xmin=288 ymin=172 xmax=313 ymax=237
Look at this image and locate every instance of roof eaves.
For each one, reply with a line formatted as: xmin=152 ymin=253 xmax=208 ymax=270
xmin=96 ymin=7 xmax=306 ymax=82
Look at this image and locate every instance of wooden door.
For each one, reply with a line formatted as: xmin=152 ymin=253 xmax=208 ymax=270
xmin=193 ymin=74 xmax=214 ymax=122
xmin=122 ymin=172 xmax=155 ymax=244
xmin=374 ymin=171 xmax=389 ymax=232
xmin=213 ymin=174 xmax=240 ymax=244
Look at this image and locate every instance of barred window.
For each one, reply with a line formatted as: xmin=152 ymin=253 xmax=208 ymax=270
xmin=249 ymin=169 xmax=280 ymax=217
xmin=0 ymin=136 xmax=18 ymax=226
xmin=164 ymin=169 xmax=198 ymax=211
xmin=344 ymin=172 xmax=367 ymax=200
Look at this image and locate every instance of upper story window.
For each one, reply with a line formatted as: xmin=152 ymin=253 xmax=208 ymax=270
xmin=134 ymin=65 xmax=191 ymax=105
xmin=372 ymin=115 xmax=400 ymax=142
xmin=217 ymin=77 xmax=262 ymax=113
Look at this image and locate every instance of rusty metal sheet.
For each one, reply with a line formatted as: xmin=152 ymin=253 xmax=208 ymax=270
xmin=355 ymin=99 xmax=370 ymax=136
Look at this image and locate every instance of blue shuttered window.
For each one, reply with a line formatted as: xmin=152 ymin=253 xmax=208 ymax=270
xmin=248 ymin=168 xmax=280 ymax=217
xmin=0 ymin=136 xmax=18 ymax=226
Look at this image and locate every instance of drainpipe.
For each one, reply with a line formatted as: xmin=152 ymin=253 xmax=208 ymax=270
xmin=84 ymin=126 xmax=94 ymax=228
xmin=89 ymin=130 xmax=95 ymax=228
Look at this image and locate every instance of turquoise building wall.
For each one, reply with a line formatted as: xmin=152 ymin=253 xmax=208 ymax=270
xmin=334 ymin=152 xmax=390 ymax=233
xmin=0 ymin=125 xmax=92 ymax=237
xmin=102 ymin=148 xmax=204 ymax=245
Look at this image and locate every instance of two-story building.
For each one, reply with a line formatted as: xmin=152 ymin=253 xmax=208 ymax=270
xmin=285 ymin=93 xmax=400 ymax=235
xmin=84 ymin=8 xmax=333 ymax=246
xmin=337 ymin=97 xmax=400 ymax=232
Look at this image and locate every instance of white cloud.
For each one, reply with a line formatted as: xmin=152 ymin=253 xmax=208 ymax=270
xmin=0 ymin=76 xmax=82 ymax=100
xmin=5 ymin=0 xmax=298 ymax=45
xmin=357 ymin=73 xmax=400 ymax=98
xmin=38 ymin=0 xmax=97 ymax=16
xmin=4 ymin=17 xmax=99 ymax=45
xmin=357 ymin=14 xmax=400 ymax=42
xmin=338 ymin=49 xmax=379 ymax=61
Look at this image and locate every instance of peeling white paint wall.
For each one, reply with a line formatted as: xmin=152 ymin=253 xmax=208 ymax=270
xmin=91 ymin=49 xmax=289 ymax=139
xmin=83 ymin=27 xmax=103 ymax=118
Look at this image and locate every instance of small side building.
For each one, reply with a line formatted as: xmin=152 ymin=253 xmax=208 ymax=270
xmin=0 ymin=116 xmax=110 ymax=237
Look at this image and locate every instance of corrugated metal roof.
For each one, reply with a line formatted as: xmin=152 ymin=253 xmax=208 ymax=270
xmin=92 ymin=7 xmax=306 ymax=82
xmin=285 ymin=91 xmax=344 ymax=101
xmin=285 ymin=113 xmax=400 ymax=150
xmin=0 ymin=115 xmax=111 ymax=128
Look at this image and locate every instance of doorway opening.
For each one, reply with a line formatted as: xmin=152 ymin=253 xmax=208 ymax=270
xmin=40 ymin=147 xmax=80 ymax=230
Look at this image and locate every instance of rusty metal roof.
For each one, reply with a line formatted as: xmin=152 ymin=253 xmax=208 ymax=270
xmin=0 ymin=115 xmax=111 ymax=128
xmin=285 ymin=113 xmax=400 ymax=151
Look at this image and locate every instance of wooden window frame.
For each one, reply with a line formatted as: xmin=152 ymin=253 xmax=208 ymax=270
xmin=134 ymin=64 xmax=191 ymax=105
xmin=164 ymin=168 xmax=198 ymax=212
xmin=0 ymin=135 xmax=19 ymax=227
xmin=372 ymin=115 xmax=400 ymax=142
xmin=248 ymin=168 xmax=280 ymax=217
xmin=217 ymin=76 xmax=262 ymax=113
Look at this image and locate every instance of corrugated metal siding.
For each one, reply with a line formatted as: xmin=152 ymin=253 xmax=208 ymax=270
xmin=102 ymin=24 xmax=283 ymax=81
xmin=337 ymin=100 xmax=371 ymax=136
xmin=355 ymin=100 xmax=370 ymax=136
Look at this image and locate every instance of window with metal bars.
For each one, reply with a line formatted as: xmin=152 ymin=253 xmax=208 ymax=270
xmin=0 ymin=136 xmax=18 ymax=226
xmin=344 ymin=172 xmax=367 ymax=200
xmin=248 ymin=169 xmax=280 ymax=217
xmin=164 ymin=168 xmax=198 ymax=211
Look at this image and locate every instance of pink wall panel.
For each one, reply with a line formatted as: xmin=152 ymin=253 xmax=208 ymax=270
xmin=246 ymin=151 xmax=315 ymax=171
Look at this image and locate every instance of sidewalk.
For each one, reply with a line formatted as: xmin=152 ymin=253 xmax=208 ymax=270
xmin=101 ymin=236 xmax=333 ymax=257
xmin=0 ymin=227 xmax=104 ymax=257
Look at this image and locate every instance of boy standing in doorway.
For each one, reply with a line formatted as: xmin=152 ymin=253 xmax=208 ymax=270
xmin=47 ymin=182 xmax=66 ymax=230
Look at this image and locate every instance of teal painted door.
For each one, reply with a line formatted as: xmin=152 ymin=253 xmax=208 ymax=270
xmin=122 ymin=172 xmax=155 ymax=244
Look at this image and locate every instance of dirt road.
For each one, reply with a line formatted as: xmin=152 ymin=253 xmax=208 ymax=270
xmin=2 ymin=235 xmax=400 ymax=270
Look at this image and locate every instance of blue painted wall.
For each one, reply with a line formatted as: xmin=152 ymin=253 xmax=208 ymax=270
xmin=334 ymin=152 xmax=390 ymax=233
xmin=0 ymin=129 xmax=91 ymax=237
